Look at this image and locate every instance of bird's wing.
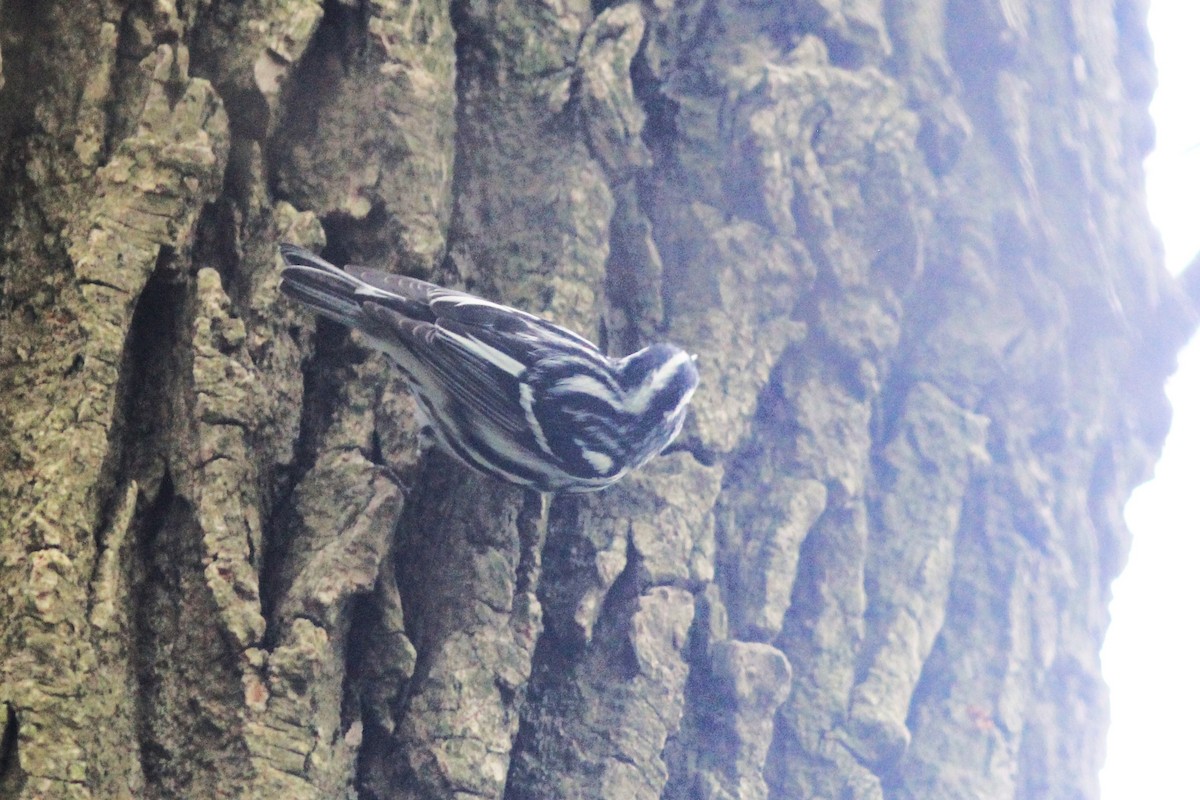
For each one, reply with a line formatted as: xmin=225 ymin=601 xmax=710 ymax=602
xmin=340 ymin=266 xmax=440 ymax=321
xmin=282 ymin=244 xmax=554 ymax=332
xmin=359 ymin=302 xmax=538 ymax=444
xmin=344 ymin=265 xmax=604 ymax=361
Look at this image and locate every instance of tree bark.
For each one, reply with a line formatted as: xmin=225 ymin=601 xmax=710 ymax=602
xmin=0 ymin=1 xmax=1191 ymax=799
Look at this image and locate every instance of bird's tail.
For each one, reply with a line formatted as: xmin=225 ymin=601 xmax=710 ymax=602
xmin=279 ymin=244 xmax=365 ymax=328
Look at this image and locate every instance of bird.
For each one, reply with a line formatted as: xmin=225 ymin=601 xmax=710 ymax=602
xmin=278 ymin=243 xmax=699 ymax=492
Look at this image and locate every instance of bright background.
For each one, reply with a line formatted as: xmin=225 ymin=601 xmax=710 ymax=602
xmin=1099 ymin=2 xmax=1200 ymax=797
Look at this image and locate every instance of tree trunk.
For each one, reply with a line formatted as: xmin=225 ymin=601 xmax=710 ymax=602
xmin=0 ymin=1 xmax=1191 ymax=799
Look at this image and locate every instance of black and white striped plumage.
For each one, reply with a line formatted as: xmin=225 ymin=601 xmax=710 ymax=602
xmin=279 ymin=244 xmax=699 ymax=492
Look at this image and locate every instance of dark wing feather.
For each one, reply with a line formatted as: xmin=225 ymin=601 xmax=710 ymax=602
xmin=342 ymin=264 xmax=603 ymax=357
xmin=342 ymin=266 xmax=440 ymax=322
xmin=430 ymin=294 xmax=603 ymax=353
xmin=280 ymin=243 xmax=338 ymax=271
xmin=278 ymin=268 xmax=364 ymax=325
xmin=359 ymin=302 xmax=534 ymax=441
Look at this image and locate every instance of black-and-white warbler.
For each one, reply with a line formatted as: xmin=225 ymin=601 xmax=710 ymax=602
xmin=279 ymin=244 xmax=699 ymax=492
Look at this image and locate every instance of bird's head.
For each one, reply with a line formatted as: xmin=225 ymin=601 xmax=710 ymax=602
xmin=615 ymin=344 xmax=699 ymax=466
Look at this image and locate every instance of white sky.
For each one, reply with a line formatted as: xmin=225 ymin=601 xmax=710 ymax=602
xmin=1099 ymin=2 xmax=1200 ymax=797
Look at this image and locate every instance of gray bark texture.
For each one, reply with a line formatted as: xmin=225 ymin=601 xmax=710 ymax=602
xmin=0 ymin=1 xmax=1192 ymax=799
